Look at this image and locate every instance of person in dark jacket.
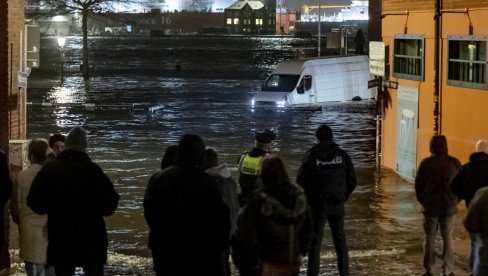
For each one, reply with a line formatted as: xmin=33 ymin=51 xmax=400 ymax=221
xmin=143 ymin=134 xmax=230 ymax=276
xmin=48 ymin=133 xmax=65 ymax=156
xmin=238 ymin=129 xmax=276 ymax=206
xmin=450 ymin=139 xmax=488 ymax=207
xmin=464 ymin=186 xmax=488 ymax=276
xmin=159 ymin=144 xmax=178 ymax=171
xmin=232 ymin=155 xmax=313 ymax=276
xmin=450 ymin=139 xmax=488 ymax=275
xmin=296 ymin=124 xmax=357 ymax=276
xmin=203 ymin=148 xmax=240 ymax=276
xmin=415 ymin=135 xmax=461 ymax=276
xmin=0 ymin=150 xmax=12 ymax=252
xmin=27 ymin=126 xmax=120 ymax=276
xmin=147 ymin=144 xmax=179 ymax=189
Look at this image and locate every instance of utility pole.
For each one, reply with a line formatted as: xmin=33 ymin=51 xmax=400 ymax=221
xmin=317 ymin=0 xmax=321 ymax=57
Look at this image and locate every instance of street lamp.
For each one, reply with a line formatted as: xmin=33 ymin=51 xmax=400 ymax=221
xmin=57 ymin=36 xmax=65 ymax=84
xmin=317 ymin=0 xmax=321 ymax=57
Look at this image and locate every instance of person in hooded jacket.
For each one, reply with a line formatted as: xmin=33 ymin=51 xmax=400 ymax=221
xmin=143 ymin=134 xmax=230 ymax=276
xmin=0 ymin=150 xmax=12 ymax=268
xmin=415 ymin=135 xmax=461 ymax=276
xmin=203 ymin=148 xmax=240 ymax=276
xmin=450 ymin=139 xmax=488 ymax=275
xmin=27 ymin=126 xmax=120 ymax=276
xmin=232 ymin=155 xmax=313 ymax=276
xmin=238 ymin=129 xmax=276 ymax=206
xmin=296 ymin=124 xmax=357 ymax=276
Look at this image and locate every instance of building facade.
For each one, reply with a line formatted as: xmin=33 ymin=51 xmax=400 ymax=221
xmin=224 ymin=0 xmax=276 ymax=34
xmin=1 ymin=0 xmax=27 ymax=152
xmin=380 ymin=0 xmax=488 ymax=179
xmin=276 ymin=10 xmax=299 ymax=35
xmin=1 ymin=0 xmax=26 ymax=271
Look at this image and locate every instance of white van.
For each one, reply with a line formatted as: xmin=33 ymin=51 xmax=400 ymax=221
xmin=251 ymin=55 xmax=373 ymax=110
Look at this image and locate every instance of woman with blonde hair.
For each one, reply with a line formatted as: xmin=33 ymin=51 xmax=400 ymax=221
xmin=12 ymin=139 xmax=55 ymax=276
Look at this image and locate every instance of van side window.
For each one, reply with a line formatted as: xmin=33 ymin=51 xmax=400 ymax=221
xmin=297 ymin=75 xmax=312 ymax=94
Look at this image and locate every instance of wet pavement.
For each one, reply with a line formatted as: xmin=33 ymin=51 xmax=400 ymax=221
xmin=7 ymin=168 xmax=471 ymax=275
xmin=8 ymin=35 xmax=473 ymax=275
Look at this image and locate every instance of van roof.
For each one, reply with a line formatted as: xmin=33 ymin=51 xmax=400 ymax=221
xmin=273 ymin=55 xmax=369 ymax=74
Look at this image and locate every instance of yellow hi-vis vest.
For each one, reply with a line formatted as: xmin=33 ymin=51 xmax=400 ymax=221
xmin=239 ymin=153 xmax=264 ymax=175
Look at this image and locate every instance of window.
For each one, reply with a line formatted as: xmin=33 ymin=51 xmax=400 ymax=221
xmin=226 ymin=18 xmax=232 ymax=24
xmin=255 ymin=18 xmax=262 ymax=25
xmin=233 ymin=18 xmax=239 ymax=25
xmin=448 ymin=35 xmax=487 ymax=89
xmin=262 ymin=74 xmax=301 ymax=92
xmin=393 ymin=34 xmax=424 ymax=81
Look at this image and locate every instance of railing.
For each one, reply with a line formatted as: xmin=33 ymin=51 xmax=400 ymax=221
xmin=448 ymin=59 xmax=486 ymax=84
xmin=393 ymin=55 xmax=423 ymax=79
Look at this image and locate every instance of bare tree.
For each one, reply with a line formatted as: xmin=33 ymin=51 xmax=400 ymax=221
xmin=41 ymin=0 xmax=144 ymax=79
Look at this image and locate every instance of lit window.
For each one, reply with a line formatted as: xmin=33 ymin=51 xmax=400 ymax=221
xmin=393 ymin=34 xmax=425 ymax=81
xmin=234 ymin=18 xmax=239 ymax=24
xmin=448 ymin=35 xmax=487 ymax=89
xmin=256 ymin=18 xmax=262 ymax=25
xmin=227 ymin=18 xmax=232 ymax=24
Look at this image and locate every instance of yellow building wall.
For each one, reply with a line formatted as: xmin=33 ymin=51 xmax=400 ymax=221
xmin=440 ymin=9 xmax=488 ymax=163
xmin=381 ymin=2 xmax=488 ymax=171
xmin=381 ymin=12 xmax=437 ymax=170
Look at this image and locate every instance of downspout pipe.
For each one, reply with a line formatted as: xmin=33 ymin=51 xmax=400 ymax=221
xmin=433 ymin=0 xmax=441 ymax=135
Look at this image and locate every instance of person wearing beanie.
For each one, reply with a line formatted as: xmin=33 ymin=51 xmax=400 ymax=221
xmin=450 ymin=139 xmax=488 ymax=275
xmin=143 ymin=134 xmax=230 ymax=276
xmin=48 ymin=133 xmax=65 ymax=156
xmin=237 ymin=129 xmax=276 ymax=205
xmin=27 ymin=126 xmax=119 ymax=276
xmin=415 ymin=135 xmax=461 ymax=276
xmin=296 ymin=124 xmax=357 ymax=276
xmin=64 ymin=127 xmax=87 ymax=153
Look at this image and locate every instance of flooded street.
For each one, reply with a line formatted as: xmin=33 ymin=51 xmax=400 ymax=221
xmin=11 ymin=36 xmax=469 ymax=275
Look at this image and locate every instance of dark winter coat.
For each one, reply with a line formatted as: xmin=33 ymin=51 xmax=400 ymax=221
xmin=414 ymin=153 xmax=461 ymax=216
xmin=27 ymin=150 xmax=119 ymax=267
xmin=143 ymin=165 xmax=230 ymax=276
xmin=296 ymin=141 xmax=357 ymax=216
xmin=205 ymin=163 xmax=240 ymax=238
xmin=0 ymin=151 xmax=12 ymax=249
xmin=232 ymin=182 xmax=313 ymax=275
xmin=450 ymin=152 xmax=488 ymax=207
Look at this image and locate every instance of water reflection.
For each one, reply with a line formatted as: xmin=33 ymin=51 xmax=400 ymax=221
xmin=18 ymin=36 xmax=467 ymax=275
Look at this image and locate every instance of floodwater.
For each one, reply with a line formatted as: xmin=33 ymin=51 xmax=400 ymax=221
xmin=10 ymin=35 xmax=467 ymax=275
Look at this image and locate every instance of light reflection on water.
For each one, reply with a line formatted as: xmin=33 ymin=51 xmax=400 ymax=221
xmin=20 ymin=36 xmax=439 ymax=275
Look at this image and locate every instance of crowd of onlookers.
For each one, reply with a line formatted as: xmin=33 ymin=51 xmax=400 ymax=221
xmin=0 ymin=125 xmax=487 ymax=276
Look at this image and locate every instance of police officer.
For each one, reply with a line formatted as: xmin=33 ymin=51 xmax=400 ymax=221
xmin=237 ymin=129 xmax=276 ymax=205
xmin=296 ymin=124 xmax=357 ymax=276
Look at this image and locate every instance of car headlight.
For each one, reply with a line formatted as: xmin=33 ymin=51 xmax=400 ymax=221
xmin=276 ymin=100 xmax=286 ymax=108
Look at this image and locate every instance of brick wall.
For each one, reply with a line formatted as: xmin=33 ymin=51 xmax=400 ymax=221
xmin=383 ymin=0 xmax=488 ymax=12
xmin=7 ymin=0 xmax=26 ymax=142
xmin=383 ymin=0 xmax=435 ymax=12
xmin=0 ymin=2 xmax=8 ymax=152
xmin=443 ymin=0 xmax=488 ymax=9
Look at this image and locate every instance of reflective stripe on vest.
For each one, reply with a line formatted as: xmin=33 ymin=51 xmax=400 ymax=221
xmin=239 ymin=154 xmax=264 ymax=175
